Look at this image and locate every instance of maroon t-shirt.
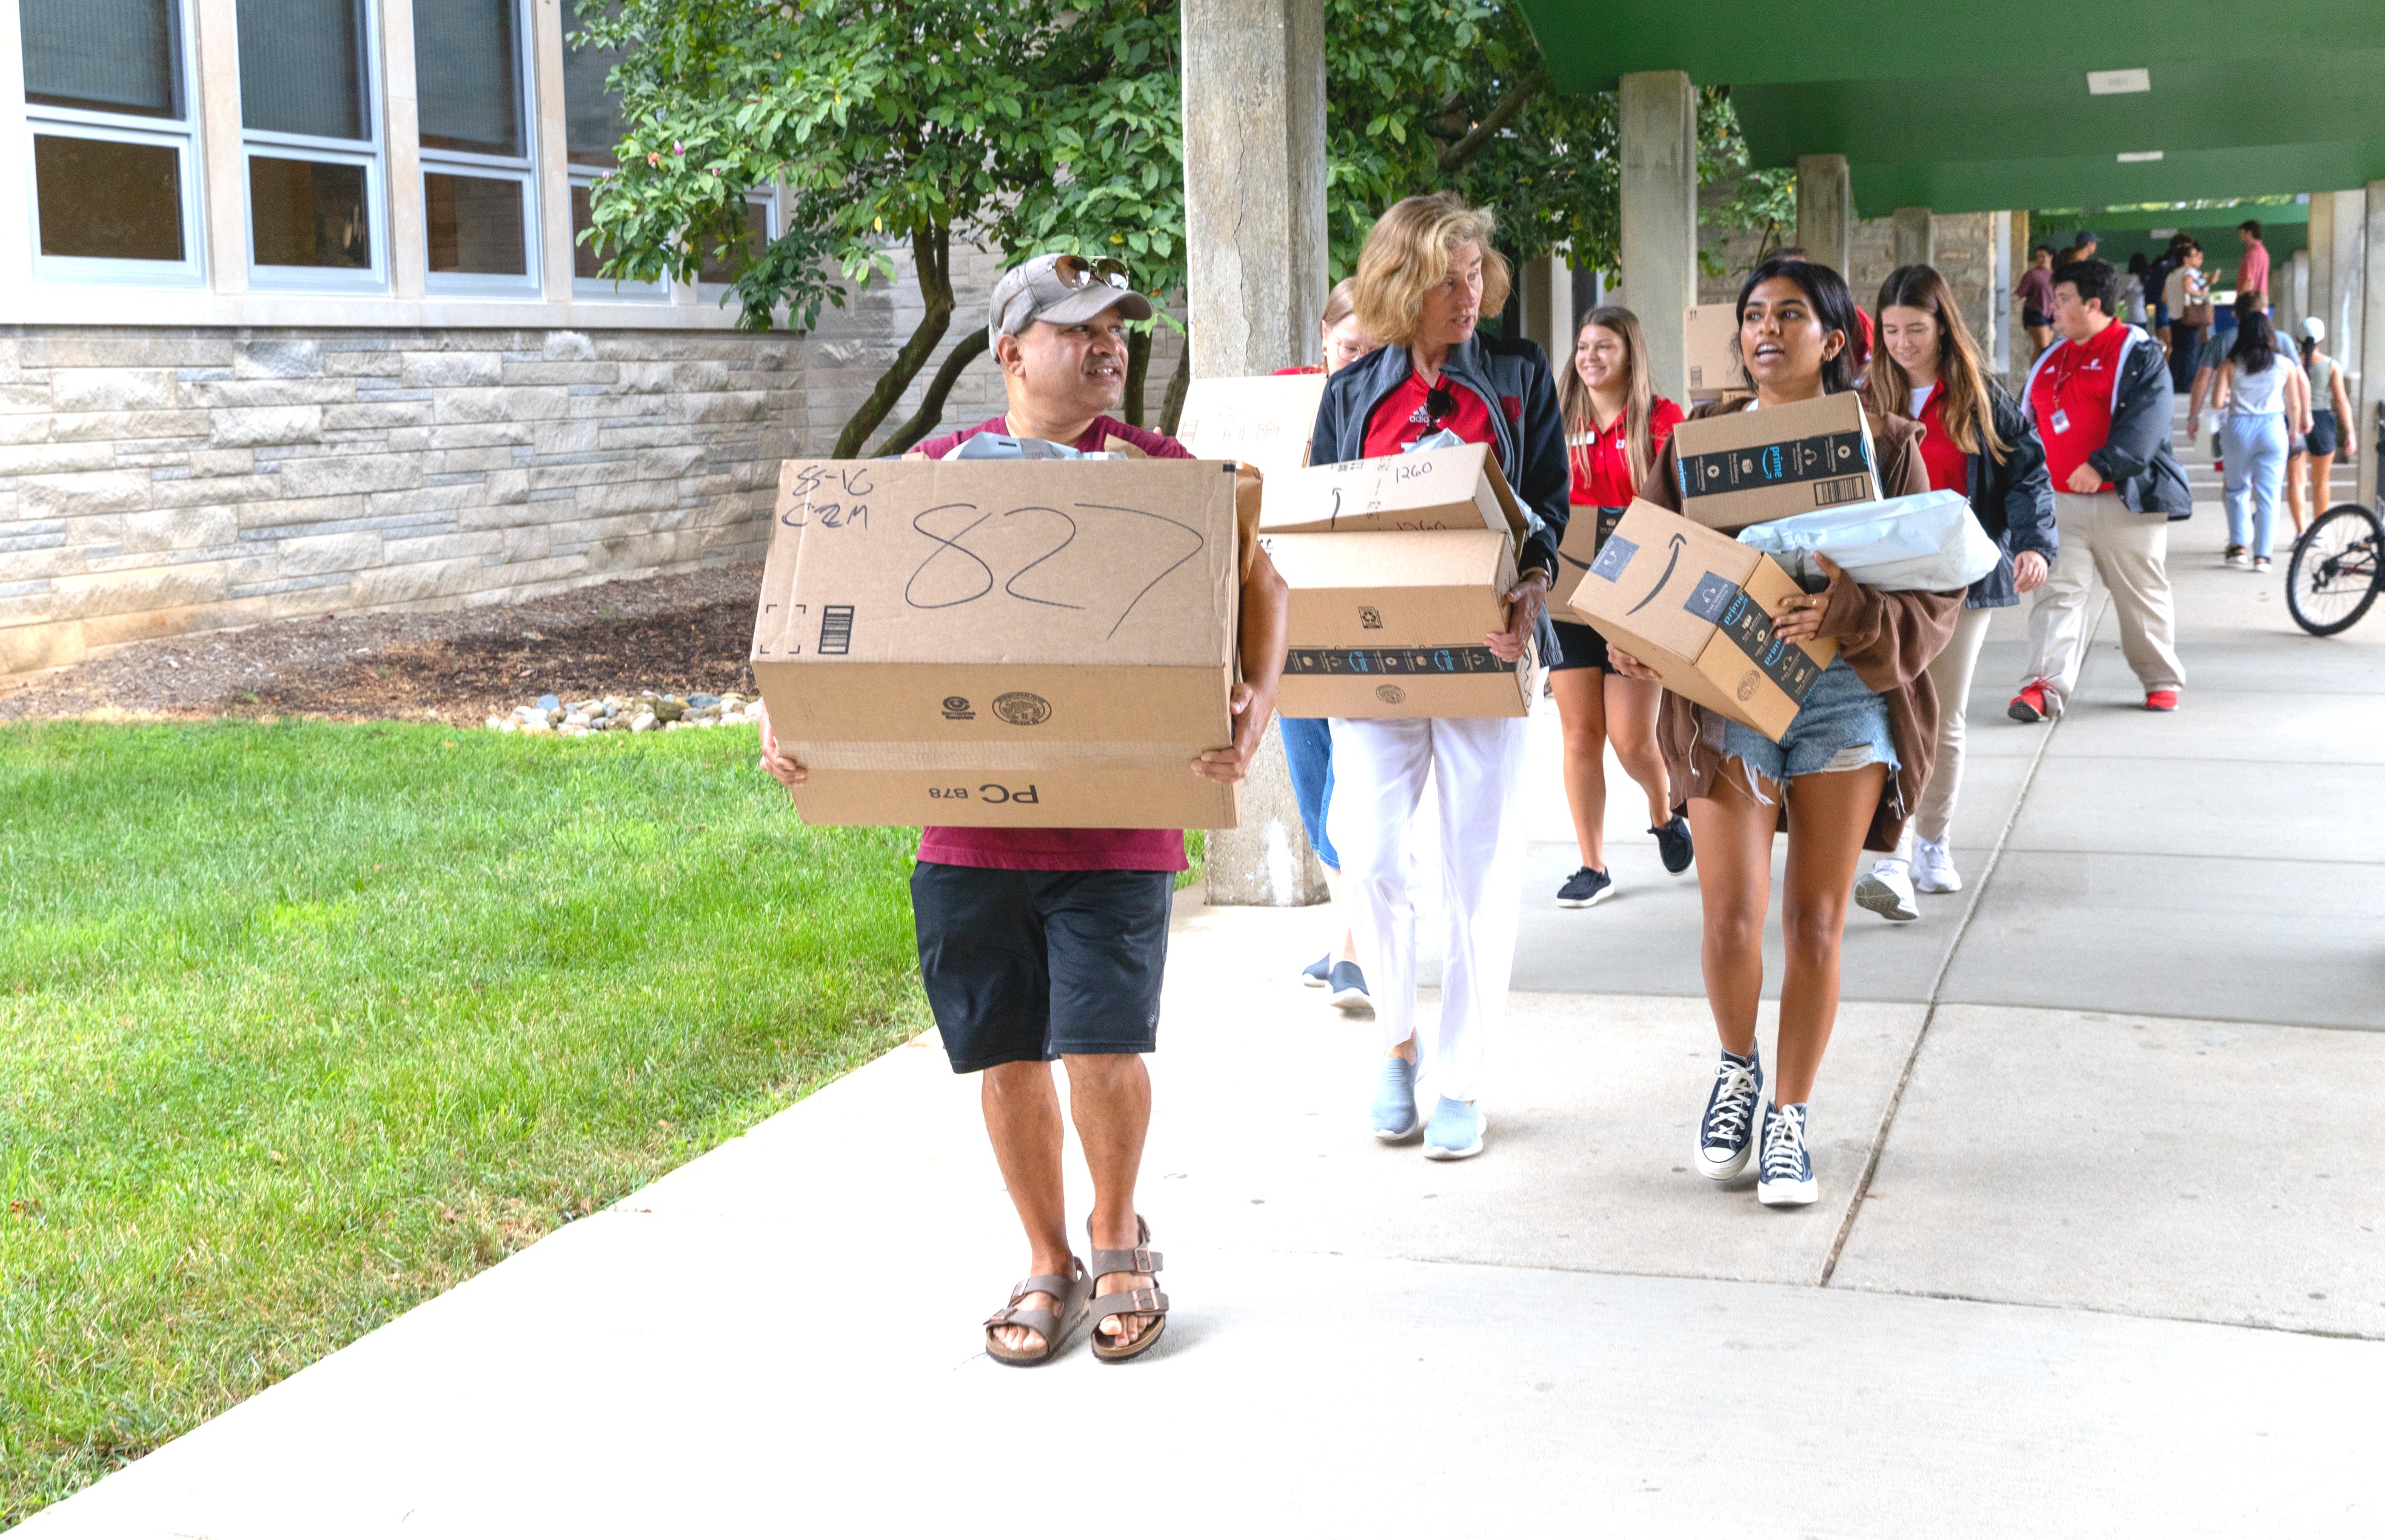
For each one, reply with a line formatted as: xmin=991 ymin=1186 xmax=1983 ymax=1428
xmin=911 ymin=413 xmax=1197 ymax=873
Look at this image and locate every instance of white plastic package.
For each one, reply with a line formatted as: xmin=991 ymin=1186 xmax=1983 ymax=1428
xmin=1734 ymin=489 xmax=2001 ymax=592
xmin=940 ymin=434 xmax=1122 ymax=461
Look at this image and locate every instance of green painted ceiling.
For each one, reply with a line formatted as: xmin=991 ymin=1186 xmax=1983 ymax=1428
xmin=2027 ymin=202 xmax=2307 ymax=233
xmin=1513 ymin=1 xmax=2384 ymax=211
xmin=1513 ymin=0 xmax=2373 ymax=91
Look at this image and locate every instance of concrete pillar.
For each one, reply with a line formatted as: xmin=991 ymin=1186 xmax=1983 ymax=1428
xmin=2007 ymin=210 xmax=2032 ymax=383
xmin=2307 ymin=194 xmax=2335 ymax=350
xmin=1795 ymin=155 xmax=1852 ymax=275
xmin=1180 ymin=0 xmax=1328 ymax=378
xmin=2290 ymin=250 xmax=2310 ymax=339
xmin=2332 ymin=188 xmax=2367 ymax=386
xmin=1892 ymin=207 xmax=1935 ymax=270
xmin=2360 ymin=183 xmax=2385 ymax=507
xmin=1989 ymin=211 xmax=2013 ymax=374
xmin=1180 ymin=0 xmax=1330 ymax=906
xmin=1523 ymin=252 xmax=1576 ymax=372
xmin=1619 ymin=71 xmax=1699 ymax=401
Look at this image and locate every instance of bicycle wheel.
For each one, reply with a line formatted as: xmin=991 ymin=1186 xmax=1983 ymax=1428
xmin=2286 ymin=504 xmax=2384 ymax=637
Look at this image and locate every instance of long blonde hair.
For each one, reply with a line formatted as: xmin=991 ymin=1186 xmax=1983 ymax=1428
xmin=1557 ymin=306 xmax=1657 ymax=492
xmin=1870 ymin=264 xmax=2008 ymax=461
xmin=1352 ymin=192 xmax=1513 ymax=349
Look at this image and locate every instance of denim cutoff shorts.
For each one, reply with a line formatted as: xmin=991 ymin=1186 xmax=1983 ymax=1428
xmin=1719 ymin=655 xmax=1899 ymax=796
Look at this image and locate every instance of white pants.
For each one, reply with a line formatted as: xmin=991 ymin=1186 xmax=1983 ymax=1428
xmin=1895 ymin=602 xmax=1995 ymax=857
xmin=2021 ymin=491 xmax=2185 ymax=709
xmin=1326 ymin=715 xmax=1531 ymax=1104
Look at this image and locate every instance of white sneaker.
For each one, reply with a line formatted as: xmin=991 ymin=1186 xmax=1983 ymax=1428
xmin=1912 ymin=835 xmax=1962 ymax=894
xmin=1855 ymin=859 xmax=1919 ymax=923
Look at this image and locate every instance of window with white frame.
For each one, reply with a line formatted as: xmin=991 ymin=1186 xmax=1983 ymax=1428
xmin=238 ymin=0 xmax=385 ymax=287
xmin=561 ymin=10 xmax=661 ymax=298
xmin=19 ymin=0 xmax=205 ymax=282
xmin=695 ymin=193 xmax=776 ymax=294
xmin=414 ymin=0 xmax=538 ymax=292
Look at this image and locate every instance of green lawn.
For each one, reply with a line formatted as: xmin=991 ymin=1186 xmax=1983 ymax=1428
xmin=0 ymin=721 xmax=931 ymax=1522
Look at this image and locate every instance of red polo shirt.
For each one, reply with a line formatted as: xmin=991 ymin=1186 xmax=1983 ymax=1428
xmin=1568 ymin=397 xmax=1684 ymax=506
xmin=1362 ymin=370 xmax=1501 ymax=461
xmin=1912 ymin=383 xmax=1971 ymax=494
xmin=2029 ymin=321 xmax=2133 ymax=494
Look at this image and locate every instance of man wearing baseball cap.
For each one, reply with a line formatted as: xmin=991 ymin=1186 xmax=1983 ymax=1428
xmin=759 ymin=251 xmax=1288 ymax=1368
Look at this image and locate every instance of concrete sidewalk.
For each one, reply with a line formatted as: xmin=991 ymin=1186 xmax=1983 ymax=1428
xmin=22 ymin=423 xmax=2385 ymax=1537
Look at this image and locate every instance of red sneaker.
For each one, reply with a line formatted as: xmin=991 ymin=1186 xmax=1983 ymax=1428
xmin=2007 ymin=683 xmax=2052 ymax=723
xmin=2145 ymin=689 xmax=2179 ymax=712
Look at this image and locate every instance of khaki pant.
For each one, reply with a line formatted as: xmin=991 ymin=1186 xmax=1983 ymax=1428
xmin=2022 ymin=491 xmax=2184 ymax=710
xmin=1896 ymin=602 xmax=1995 ymax=857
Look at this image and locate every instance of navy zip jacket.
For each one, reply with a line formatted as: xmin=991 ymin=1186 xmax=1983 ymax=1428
xmin=1310 ymin=332 xmax=1572 ymax=578
xmin=1959 ymin=383 xmax=2058 ymax=609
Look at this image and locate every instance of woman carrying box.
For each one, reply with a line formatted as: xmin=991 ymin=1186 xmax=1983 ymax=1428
xmin=1309 ymin=192 xmax=1570 ymax=1160
xmin=1550 ymin=306 xmax=1693 ymax=909
xmin=1855 ymin=264 xmax=2055 ymax=914
xmin=1607 ymin=256 xmax=1959 ymax=1207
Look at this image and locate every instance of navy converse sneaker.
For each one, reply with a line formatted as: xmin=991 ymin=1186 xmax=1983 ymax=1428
xmin=1556 ymin=866 xmax=1613 ymax=908
xmin=1651 ymin=815 xmax=1694 ymax=874
xmin=1695 ymin=1048 xmax=1764 ymax=1180
xmin=1758 ymin=1102 xmax=1818 ymax=1207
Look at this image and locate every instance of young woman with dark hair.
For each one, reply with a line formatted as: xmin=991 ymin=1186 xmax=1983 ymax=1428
xmin=2212 ymin=307 xmax=2308 ymax=573
xmin=1859 ymin=264 xmax=2055 ymax=909
xmin=1608 ymin=256 xmax=1959 ymax=1207
xmin=2294 ymin=316 xmax=2357 ymax=535
xmin=1547 ymin=305 xmax=1691 ymax=908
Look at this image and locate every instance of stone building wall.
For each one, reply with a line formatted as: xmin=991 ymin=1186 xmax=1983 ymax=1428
xmin=1 ymin=327 xmax=798 ymax=676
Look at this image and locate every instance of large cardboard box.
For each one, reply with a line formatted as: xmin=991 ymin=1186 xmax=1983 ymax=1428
xmin=1565 ymin=500 xmax=1837 ymax=742
xmin=1666 ymin=392 xmax=1879 ymax=532
xmin=752 ymin=455 xmax=1247 ymax=827
xmin=1265 ymin=529 xmax=1531 ymax=718
xmin=1262 ymin=440 xmax=1527 ymax=538
xmin=1682 ymin=303 xmax=1742 ymax=399
xmin=1549 ymin=501 xmax=1628 ymax=621
xmin=1174 ymin=372 xmax=1329 ymax=484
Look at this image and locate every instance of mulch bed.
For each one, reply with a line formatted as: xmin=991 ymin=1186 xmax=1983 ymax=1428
xmin=0 ymin=564 xmax=764 ymax=728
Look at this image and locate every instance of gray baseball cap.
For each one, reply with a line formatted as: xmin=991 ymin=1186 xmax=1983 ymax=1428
xmin=988 ymin=253 xmax=1154 ymax=348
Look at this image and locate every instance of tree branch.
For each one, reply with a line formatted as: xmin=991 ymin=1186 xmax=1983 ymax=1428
xmin=1437 ymin=67 xmax=1545 ymax=175
xmin=869 ymin=327 xmax=991 ymax=455
xmin=833 ymin=223 xmax=955 ymax=458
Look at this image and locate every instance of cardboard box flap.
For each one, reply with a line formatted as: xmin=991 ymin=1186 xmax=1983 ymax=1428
xmin=759 ymin=456 xmax=1239 ymax=668
xmin=1262 ymin=527 xmax=1511 ymax=594
xmin=1174 ymin=373 xmax=1329 ymax=484
xmin=1262 ymin=441 xmax=1528 ymax=543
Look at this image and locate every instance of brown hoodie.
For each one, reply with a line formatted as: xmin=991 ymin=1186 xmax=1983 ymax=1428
xmin=1637 ymin=396 xmax=1961 ymax=852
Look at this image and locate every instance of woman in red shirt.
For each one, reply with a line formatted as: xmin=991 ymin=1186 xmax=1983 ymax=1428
xmin=1549 ymin=306 xmax=1691 ymax=908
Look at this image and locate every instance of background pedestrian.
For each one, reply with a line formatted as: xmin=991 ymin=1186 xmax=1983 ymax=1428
xmin=1859 ymin=264 xmax=2055 ymax=915
xmin=2016 ymin=246 xmax=2057 ymax=360
xmin=2211 ymin=306 xmax=2306 ymax=573
xmin=1549 ymin=304 xmax=1691 ymax=909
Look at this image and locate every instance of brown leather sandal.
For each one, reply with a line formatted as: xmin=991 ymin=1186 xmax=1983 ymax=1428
xmin=1088 ymin=1216 xmax=1169 ymax=1364
xmin=983 ymin=1256 xmax=1092 ymax=1367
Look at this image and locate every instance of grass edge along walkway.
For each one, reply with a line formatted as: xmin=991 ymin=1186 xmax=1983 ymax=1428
xmin=0 ymin=719 xmax=930 ymax=1523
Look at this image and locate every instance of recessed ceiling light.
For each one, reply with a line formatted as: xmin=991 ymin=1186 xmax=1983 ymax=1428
xmin=2117 ymin=150 xmax=2164 ymax=163
xmin=2089 ymin=68 xmax=2152 ymax=94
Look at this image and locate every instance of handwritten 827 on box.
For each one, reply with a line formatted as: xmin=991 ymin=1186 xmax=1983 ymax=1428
xmin=751 ymin=456 xmax=1251 ymax=828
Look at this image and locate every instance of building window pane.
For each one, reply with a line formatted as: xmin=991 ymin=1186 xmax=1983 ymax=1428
xmin=251 ymin=156 xmax=372 ymax=267
xmin=21 ymin=0 xmax=182 ymax=117
xmin=236 ymin=0 xmax=368 ymax=141
xmin=562 ymin=19 xmax=627 ymax=165
xmin=35 ymin=135 xmax=184 ymax=259
xmin=427 ymin=173 xmax=527 ymax=274
xmin=415 ymin=0 xmax=523 ymax=156
xmin=570 ymin=182 xmax=612 ymax=281
xmin=697 ymin=202 xmax=768 ymax=286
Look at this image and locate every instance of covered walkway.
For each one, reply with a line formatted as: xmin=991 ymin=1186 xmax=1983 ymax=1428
xmin=23 ymin=410 xmax=2384 ymax=1539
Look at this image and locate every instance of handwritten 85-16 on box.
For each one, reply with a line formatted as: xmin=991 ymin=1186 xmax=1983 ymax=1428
xmin=750 ymin=455 xmax=1259 ymax=828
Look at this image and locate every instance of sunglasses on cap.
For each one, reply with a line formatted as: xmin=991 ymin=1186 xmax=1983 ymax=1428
xmin=1053 ymin=254 xmax=1132 ymax=293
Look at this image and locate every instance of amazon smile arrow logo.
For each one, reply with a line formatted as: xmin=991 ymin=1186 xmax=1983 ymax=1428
xmin=1627 ymin=532 xmax=1685 ymax=615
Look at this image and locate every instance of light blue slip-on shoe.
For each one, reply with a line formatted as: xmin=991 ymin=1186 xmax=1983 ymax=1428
xmin=1422 ymin=1096 xmax=1486 ymax=1160
xmin=1371 ymin=1054 xmax=1421 ymax=1142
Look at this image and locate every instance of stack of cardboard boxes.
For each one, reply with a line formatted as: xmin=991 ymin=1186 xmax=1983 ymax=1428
xmin=1558 ymin=393 xmax=1880 ymax=741
xmin=749 ymin=452 xmax=1252 ymax=828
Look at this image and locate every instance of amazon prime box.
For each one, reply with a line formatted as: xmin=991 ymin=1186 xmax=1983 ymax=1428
xmin=1262 ymin=528 xmax=1531 ymax=718
xmin=751 ymin=455 xmax=1251 ymax=827
xmin=1666 ymin=391 xmax=1879 ymax=532
xmin=1564 ymin=500 xmax=1836 ymax=742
